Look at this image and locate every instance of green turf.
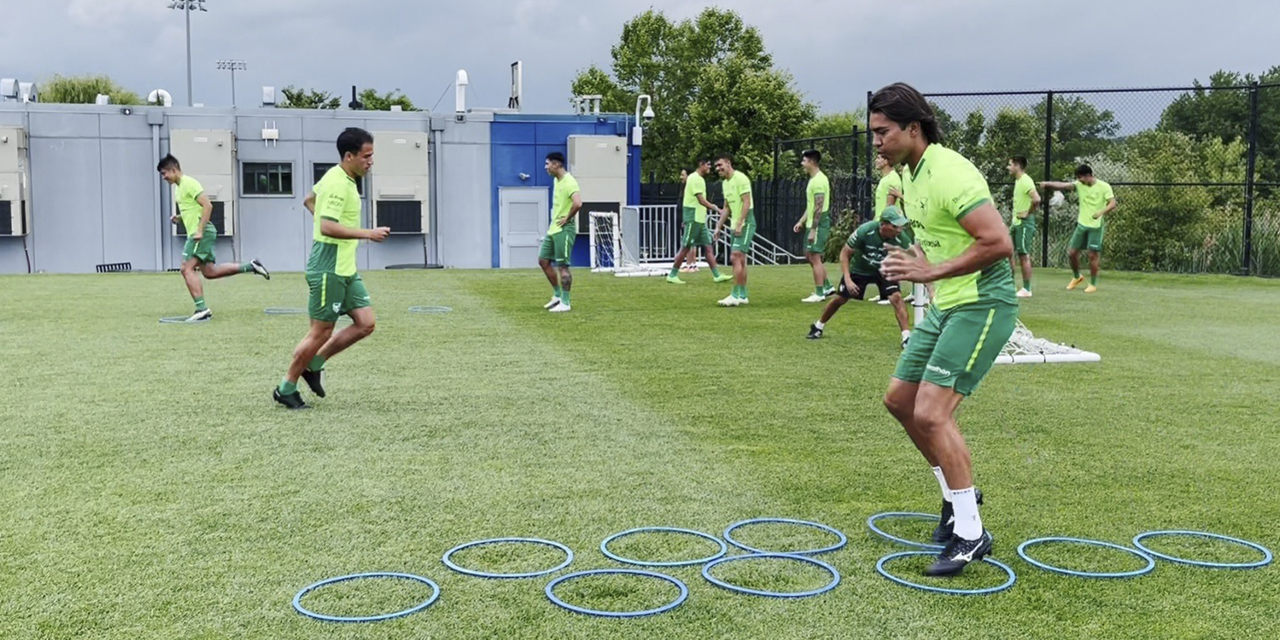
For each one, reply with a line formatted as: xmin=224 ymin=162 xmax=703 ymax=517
xmin=1 ymin=266 xmax=1277 ymax=639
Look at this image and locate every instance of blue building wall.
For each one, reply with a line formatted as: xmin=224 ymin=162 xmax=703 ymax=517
xmin=488 ymin=114 xmax=640 ymax=268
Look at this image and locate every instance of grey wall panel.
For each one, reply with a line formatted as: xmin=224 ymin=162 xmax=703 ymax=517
xmin=97 ymin=114 xmax=151 ymax=139
xmin=0 ymin=238 xmax=32 ymax=273
xmin=436 ymin=119 xmax=492 ymax=269
xmin=28 ymin=112 xmax=98 ymax=138
xmin=100 ymin=139 xmax=160 ymax=269
xmin=29 ymin=138 xmax=103 ymax=272
xmin=239 ymin=198 xmax=310 ymax=272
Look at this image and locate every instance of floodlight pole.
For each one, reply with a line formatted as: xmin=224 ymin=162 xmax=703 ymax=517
xmin=168 ymin=1 xmax=207 ymax=107
xmin=217 ymin=60 xmax=247 ymax=107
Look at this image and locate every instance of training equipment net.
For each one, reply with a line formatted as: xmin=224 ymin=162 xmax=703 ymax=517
xmin=909 ymin=285 xmax=1100 ymax=364
xmin=589 ymin=211 xmax=667 ymax=277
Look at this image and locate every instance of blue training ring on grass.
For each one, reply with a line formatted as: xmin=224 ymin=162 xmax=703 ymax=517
xmin=1016 ymin=537 xmax=1155 ymax=578
xmin=1133 ymin=530 xmax=1273 ymax=569
xmin=264 ymin=307 xmax=306 ymax=315
xmin=441 ymin=537 xmax=574 ymax=579
xmin=701 ymin=553 xmax=841 ymax=598
xmin=876 ymin=551 xmax=1016 ymax=596
xmin=600 ymin=527 xmax=728 ymax=567
xmin=722 ymin=518 xmax=847 ymax=556
xmin=545 ymin=569 xmax=688 ymax=618
xmin=408 ymin=306 xmax=452 ymax=314
xmin=292 ymin=572 xmax=440 ymax=623
xmin=866 ymin=512 xmax=995 ymax=550
xmin=158 ymin=315 xmax=208 ymax=324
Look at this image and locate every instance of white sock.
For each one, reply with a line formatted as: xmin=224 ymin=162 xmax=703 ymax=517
xmin=815 ymin=321 xmax=825 ymax=330
xmin=950 ymin=486 xmax=983 ymax=540
xmin=931 ymin=466 xmax=950 ymax=502
xmin=903 ymin=330 xmax=912 ymax=340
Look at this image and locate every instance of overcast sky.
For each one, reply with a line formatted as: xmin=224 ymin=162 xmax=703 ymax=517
xmin=3 ymin=1 xmax=1275 ymax=114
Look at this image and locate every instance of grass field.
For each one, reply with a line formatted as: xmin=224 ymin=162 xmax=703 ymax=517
xmin=1 ymin=266 xmax=1277 ymax=639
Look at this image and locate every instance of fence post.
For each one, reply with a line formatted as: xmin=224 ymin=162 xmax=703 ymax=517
xmin=866 ymin=91 xmax=874 ymax=222
xmin=1244 ymin=81 xmax=1260 ymax=275
xmin=1042 ymin=91 xmax=1054 ymax=268
xmin=772 ymin=137 xmax=780 ymax=181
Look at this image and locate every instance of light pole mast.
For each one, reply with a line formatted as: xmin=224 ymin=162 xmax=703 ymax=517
xmin=167 ymin=1 xmax=208 ymax=107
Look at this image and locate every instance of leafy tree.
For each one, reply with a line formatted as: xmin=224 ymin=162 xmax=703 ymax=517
xmin=1159 ymin=66 xmax=1280 ymax=184
xmin=278 ymin=86 xmax=340 ymax=109
xmin=357 ymin=88 xmax=418 ymax=111
xmin=41 ymin=74 xmax=140 ymax=105
xmin=570 ymin=8 xmax=816 ymax=180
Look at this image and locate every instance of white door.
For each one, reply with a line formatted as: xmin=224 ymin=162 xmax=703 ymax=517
xmin=499 ymin=187 xmax=549 ymax=268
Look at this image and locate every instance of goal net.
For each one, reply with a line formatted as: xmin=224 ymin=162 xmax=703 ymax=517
xmin=589 ymin=211 xmax=667 ymax=277
xmin=909 ymin=284 xmax=1100 ymax=365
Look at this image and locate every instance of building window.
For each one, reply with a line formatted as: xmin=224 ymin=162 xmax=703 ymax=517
xmin=313 ymin=163 xmax=365 ymax=196
xmin=243 ymin=162 xmax=293 ymax=196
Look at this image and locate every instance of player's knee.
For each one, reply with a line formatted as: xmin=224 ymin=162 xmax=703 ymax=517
xmin=883 ymin=390 xmax=911 ymax=419
xmin=358 ymin=318 xmax=376 ymax=337
xmin=912 ymin=405 xmax=949 ymax=435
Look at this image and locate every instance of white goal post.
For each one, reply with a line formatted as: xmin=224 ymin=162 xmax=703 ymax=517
xmin=588 ymin=211 xmax=667 ymax=277
xmin=908 ymin=284 xmax=1101 ymax=365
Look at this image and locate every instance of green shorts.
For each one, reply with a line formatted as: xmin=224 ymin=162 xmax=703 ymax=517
xmin=730 ymin=215 xmax=756 ymax=254
xmin=181 ymin=223 xmax=218 ymax=264
xmin=805 ymin=221 xmax=831 ymax=254
xmin=1069 ymin=224 xmax=1104 ymax=252
xmin=1010 ymin=222 xmax=1036 ymax=256
xmin=682 ymin=206 xmax=697 ymax=225
xmin=307 ymin=272 xmax=372 ymax=323
xmin=893 ymin=302 xmax=1018 ymax=396
xmin=538 ymin=228 xmax=574 ymax=266
xmin=682 ymin=221 xmax=713 ymax=248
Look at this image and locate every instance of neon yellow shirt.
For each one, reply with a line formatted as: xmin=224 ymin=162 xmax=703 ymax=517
xmin=1011 ymin=173 xmax=1036 ymax=227
xmin=175 ymin=176 xmax=211 ymax=236
xmin=805 ymin=171 xmax=830 ymax=228
xmin=1075 ymin=179 xmax=1114 ymax=229
xmin=901 ymin=144 xmax=1015 ymax=309
xmin=684 ymin=172 xmax=708 ymax=224
xmin=308 ymin=165 xmax=362 ymax=276
xmin=876 ymin=171 xmax=902 ymax=217
xmin=548 ymin=173 xmax=580 ymax=234
xmin=722 ymin=171 xmax=753 ymax=226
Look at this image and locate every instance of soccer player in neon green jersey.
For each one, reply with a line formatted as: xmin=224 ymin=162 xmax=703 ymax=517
xmin=875 ymin=155 xmax=902 ymax=216
xmin=807 ymin=206 xmax=912 ymax=346
xmin=872 ymin=83 xmax=1017 ymax=576
xmin=711 ymin=154 xmax=754 ymax=306
xmin=669 ymin=159 xmax=731 ymax=284
xmin=793 ymin=150 xmax=833 ymax=302
xmin=1042 ymin=164 xmax=1116 ymax=293
xmin=539 ymin=152 xmax=581 ymax=312
xmin=273 ymin=128 xmax=390 ymax=410
xmin=157 ymin=154 xmax=269 ymax=322
xmin=1007 ymin=156 xmax=1041 ymax=297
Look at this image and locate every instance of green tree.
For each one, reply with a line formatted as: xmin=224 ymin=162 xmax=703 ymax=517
xmin=801 ymin=110 xmax=864 ymax=139
xmin=357 ymin=88 xmax=418 ymax=111
xmin=570 ymin=8 xmax=816 ymax=180
xmin=1159 ymin=66 xmax=1280 ymax=184
xmin=1035 ymin=96 xmax=1120 ymax=179
xmin=278 ymin=86 xmax=340 ymax=109
xmin=41 ymin=74 xmax=140 ymax=105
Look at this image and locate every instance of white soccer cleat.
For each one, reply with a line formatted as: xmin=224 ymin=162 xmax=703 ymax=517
xmin=736 ymin=298 xmax=749 ymax=306
xmin=186 ymin=309 xmax=213 ymax=322
xmin=903 ymin=293 xmax=915 ymax=303
xmin=801 ymin=293 xmax=826 ymax=303
xmin=868 ymin=295 xmax=880 ymax=303
xmin=1016 ymin=288 xmax=1033 ymax=298
xmin=717 ymin=295 xmax=738 ymax=307
xmin=549 ymin=303 xmax=571 ymax=313
xmin=877 ymin=298 xmax=891 ymax=305
xmin=543 ymin=297 xmax=562 ymax=310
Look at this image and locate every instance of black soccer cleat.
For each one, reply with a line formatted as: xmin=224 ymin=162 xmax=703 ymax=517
xmin=932 ymin=487 xmax=983 ymax=543
xmin=300 ymin=368 xmax=326 ymax=398
xmin=273 ymin=388 xmax=309 ymax=410
xmin=250 ymin=258 xmax=271 ymax=280
xmin=925 ymin=532 xmax=992 ymax=577
xmin=807 ymin=324 xmax=824 ymax=340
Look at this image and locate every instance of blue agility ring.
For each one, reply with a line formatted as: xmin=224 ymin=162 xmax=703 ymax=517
xmin=876 ymin=551 xmax=1016 ymax=596
xmin=441 ymin=537 xmax=574 ymax=579
xmin=1133 ymin=530 xmax=1273 ymax=569
xmin=545 ymin=569 xmax=688 ymax=618
xmin=722 ymin=518 xmax=847 ymax=556
xmin=292 ymin=572 xmax=440 ymax=623
xmin=1017 ymin=537 xmax=1155 ymax=578
xmin=701 ymin=553 xmax=840 ymax=598
xmin=158 ymin=315 xmax=208 ymax=324
xmin=408 ymin=306 xmax=452 ymax=314
xmin=601 ymin=527 xmax=728 ymax=567
xmin=866 ymin=512 xmax=995 ymax=550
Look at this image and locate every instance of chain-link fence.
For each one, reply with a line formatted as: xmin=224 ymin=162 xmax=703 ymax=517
xmin=754 ymin=135 xmax=862 ymax=258
xmin=860 ymin=82 xmax=1280 ymax=276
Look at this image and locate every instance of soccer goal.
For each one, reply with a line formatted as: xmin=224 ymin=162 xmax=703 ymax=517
xmin=589 ymin=210 xmax=667 ymax=277
xmin=908 ymin=284 xmax=1101 ymax=365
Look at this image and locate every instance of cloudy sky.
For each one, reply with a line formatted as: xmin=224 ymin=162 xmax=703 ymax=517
xmin=3 ymin=1 xmax=1275 ymax=114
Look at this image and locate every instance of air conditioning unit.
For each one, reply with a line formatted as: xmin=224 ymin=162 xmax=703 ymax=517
xmin=168 ymin=129 xmax=236 ymax=236
xmin=371 ymin=131 xmax=429 ymax=234
xmin=0 ymin=127 xmax=30 ymax=236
